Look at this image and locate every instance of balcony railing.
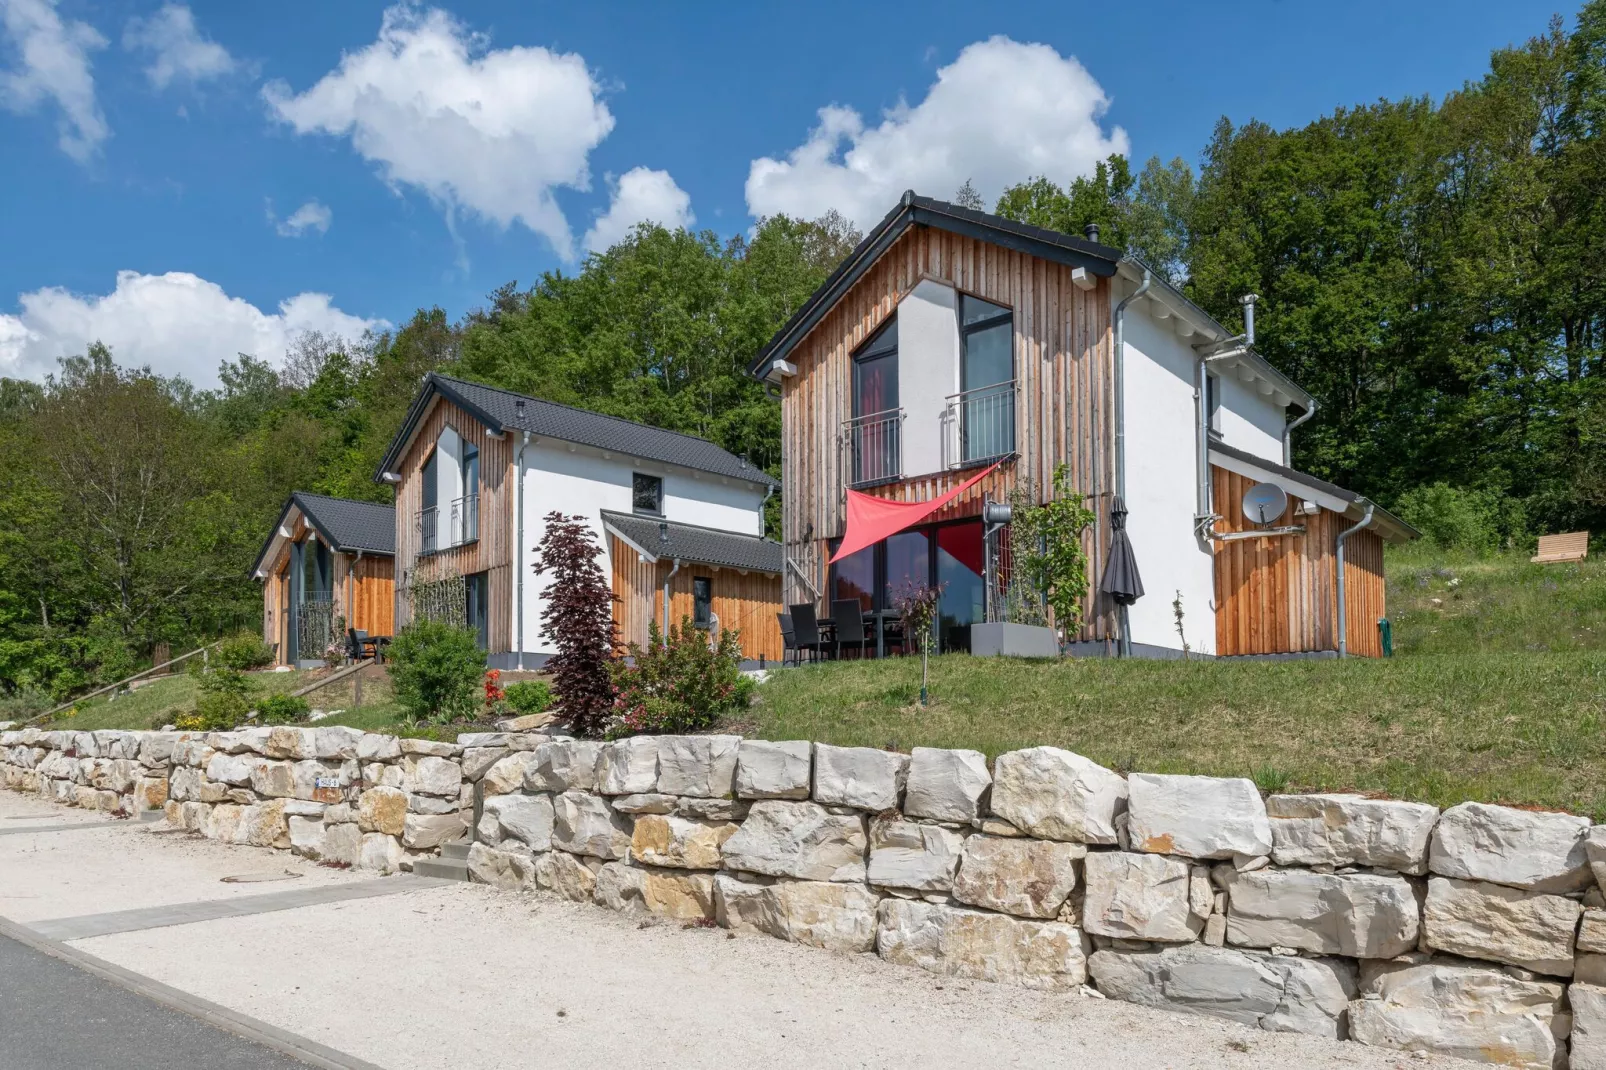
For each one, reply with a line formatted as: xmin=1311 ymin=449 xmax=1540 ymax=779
xmin=450 ymin=494 xmax=479 ymax=545
xmin=942 ymin=380 xmax=1017 ymax=469
xmin=842 ymin=408 xmax=903 ymax=487
xmin=416 ymin=507 xmax=439 ymax=555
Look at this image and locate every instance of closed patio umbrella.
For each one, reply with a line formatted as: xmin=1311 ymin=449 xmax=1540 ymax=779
xmin=1100 ymin=496 xmax=1144 ymax=656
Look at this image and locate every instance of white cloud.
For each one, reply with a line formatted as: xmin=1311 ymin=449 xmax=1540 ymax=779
xmin=272 ymin=199 xmax=332 ymax=238
xmin=745 ymin=36 xmax=1130 ymax=230
xmin=0 ymin=271 xmax=385 ymax=387
xmin=263 ymin=4 xmax=613 ymax=260
xmin=0 ymin=0 xmax=108 ymax=163
xmin=582 ymin=167 xmax=693 ymax=254
xmin=122 ymin=3 xmax=238 ymax=90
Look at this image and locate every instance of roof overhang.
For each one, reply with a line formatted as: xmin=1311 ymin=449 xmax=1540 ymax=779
xmin=1114 ymin=262 xmax=1314 ymax=413
xmin=750 ymin=192 xmax=1123 ymax=384
xmin=600 ymin=511 xmax=784 ymax=573
xmin=251 ymin=497 xmax=305 ymax=580
xmin=1208 ymin=444 xmax=1417 ymax=544
xmin=373 ymin=374 xmax=506 ymax=484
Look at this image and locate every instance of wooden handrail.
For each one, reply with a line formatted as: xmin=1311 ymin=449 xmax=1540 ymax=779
xmin=25 ymin=641 xmax=224 ymax=727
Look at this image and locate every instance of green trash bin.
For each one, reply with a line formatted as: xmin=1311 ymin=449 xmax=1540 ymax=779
xmin=1378 ymin=617 xmax=1393 ymax=657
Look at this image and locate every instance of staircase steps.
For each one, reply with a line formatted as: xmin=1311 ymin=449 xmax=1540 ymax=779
xmin=412 ymin=838 xmax=471 ymax=881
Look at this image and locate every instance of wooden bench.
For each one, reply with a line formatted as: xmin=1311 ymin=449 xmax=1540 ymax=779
xmin=1532 ymin=531 xmax=1589 ymax=564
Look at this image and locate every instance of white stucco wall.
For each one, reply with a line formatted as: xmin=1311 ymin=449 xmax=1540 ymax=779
xmin=896 ymin=279 xmax=961 ymax=478
xmin=1215 ymin=370 xmax=1287 ymax=463
xmin=509 ymin=440 xmax=768 ymax=655
xmin=1120 ymin=305 xmax=1217 ymax=656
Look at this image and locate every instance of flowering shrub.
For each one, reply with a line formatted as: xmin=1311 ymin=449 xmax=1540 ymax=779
xmin=483 ymin=669 xmax=505 ymax=713
xmin=609 ymin=617 xmax=748 ymax=737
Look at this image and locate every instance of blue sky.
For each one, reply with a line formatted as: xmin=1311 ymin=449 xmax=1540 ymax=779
xmin=0 ymin=0 xmax=1570 ymax=386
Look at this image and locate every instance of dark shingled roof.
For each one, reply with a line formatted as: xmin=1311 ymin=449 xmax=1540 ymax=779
xmin=601 ymin=511 xmax=782 ymax=573
xmin=251 ymin=493 xmax=395 ymax=577
xmin=1208 ymin=441 xmax=1417 ymax=543
xmin=378 ymin=373 xmax=778 ymax=487
xmin=748 ymin=191 xmax=1124 ymax=380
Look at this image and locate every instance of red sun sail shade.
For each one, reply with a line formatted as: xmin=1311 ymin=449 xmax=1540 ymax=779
xmin=829 ymin=462 xmax=1002 ymax=564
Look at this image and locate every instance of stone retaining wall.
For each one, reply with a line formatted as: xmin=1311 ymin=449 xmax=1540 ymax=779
xmin=7 ymin=727 xmax=1606 ymax=1069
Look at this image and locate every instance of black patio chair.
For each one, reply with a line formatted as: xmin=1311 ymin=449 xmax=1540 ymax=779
xmin=778 ymin=613 xmax=799 ymax=666
xmin=829 ymin=599 xmax=869 ymax=661
xmin=788 ymin=603 xmax=824 ymax=663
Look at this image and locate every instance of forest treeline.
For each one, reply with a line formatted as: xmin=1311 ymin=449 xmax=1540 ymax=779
xmin=1 ymin=3 xmax=1601 ymax=697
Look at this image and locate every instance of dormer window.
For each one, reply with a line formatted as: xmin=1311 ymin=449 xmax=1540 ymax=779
xmin=633 ymin=473 xmax=663 ymax=516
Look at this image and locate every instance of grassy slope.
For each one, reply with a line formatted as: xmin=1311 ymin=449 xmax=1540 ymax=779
xmin=748 ymin=551 xmax=1606 ymax=819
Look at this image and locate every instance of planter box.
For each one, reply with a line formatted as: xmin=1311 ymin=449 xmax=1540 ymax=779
xmin=970 ymin=622 xmax=1059 ymax=659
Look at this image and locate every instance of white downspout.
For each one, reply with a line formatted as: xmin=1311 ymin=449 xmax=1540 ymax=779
xmin=1335 ymin=503 xmax=1374 ymax=658
xmin=516 ymin=430 xmax=529 ymax=671
xmin=1111 ymin=269 xmax=1151 ymax=657
xmin=661 ymin=558 xmax=682 ymax=640
xmin=1193 ymin=344 xmax=1248 ymax=535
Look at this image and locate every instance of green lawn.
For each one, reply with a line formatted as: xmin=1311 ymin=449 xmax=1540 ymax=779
xmin=746 ymin=550 xmax=1606 ymax=819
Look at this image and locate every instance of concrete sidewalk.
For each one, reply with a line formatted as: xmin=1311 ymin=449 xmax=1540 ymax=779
xmin=0 ymin=790 xmax=1460 ymax=1070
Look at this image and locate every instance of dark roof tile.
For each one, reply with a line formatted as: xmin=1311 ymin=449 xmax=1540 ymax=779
xmin=601 ymin=511 xmax=782 ymax=573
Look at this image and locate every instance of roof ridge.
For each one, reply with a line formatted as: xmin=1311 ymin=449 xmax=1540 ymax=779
xmin=433 ymin=372 xmax=760 ymax=461
xmin=600 ymin=509 xmax=779 ymax=543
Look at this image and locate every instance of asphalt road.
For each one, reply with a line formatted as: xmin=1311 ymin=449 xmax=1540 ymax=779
xmin=0 ymin=931 xmax=312 ymax=1070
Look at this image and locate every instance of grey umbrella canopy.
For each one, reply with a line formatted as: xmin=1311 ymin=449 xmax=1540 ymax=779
xmin=1100 ymin=496 xmax=1145 ymax=607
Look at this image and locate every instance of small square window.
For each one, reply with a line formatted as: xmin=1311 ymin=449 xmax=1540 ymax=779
xmin=693 ymin=577 xmax=712 ymax=628
xmin=633 ymin=473 xmax=663 ymax=515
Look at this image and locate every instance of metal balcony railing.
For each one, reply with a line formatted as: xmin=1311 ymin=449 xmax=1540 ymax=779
xmin=416 ymin=507 xmax=438 ymax=555
xmin=842 ymin=408 xmax=903 ymax=487
xmin=450 ymin=494 xmax=479 ymax=545
xmin=942 ymin=380 xmax=1016 ymax=469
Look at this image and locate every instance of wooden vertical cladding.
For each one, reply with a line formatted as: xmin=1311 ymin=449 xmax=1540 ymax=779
xmin=609 ymin=535 xmax=785 ymax=662
xmin=1211 ymin=466 xmax=1386 ymax=657
xmin=337 ymin=553 xmax=395 ymax=638
xmin=780 ymin=225 xmax=1118 ymax=641
xmin=392 ymin=396 xmax=515 ymax=652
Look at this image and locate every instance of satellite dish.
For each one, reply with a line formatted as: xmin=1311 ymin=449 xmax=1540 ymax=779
xmin=1242 ymin=482 xmax=1289 ymax=526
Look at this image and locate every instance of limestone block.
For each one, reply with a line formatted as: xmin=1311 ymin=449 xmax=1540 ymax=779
xmin=876 ymin=899 xmax=1088 ymax=990
xmin=205 ymin=752 xmax=259 ymax=787
xmin=551 ymin=791 xmax=631 ymax=859
xmin=866 ymin=818 xmax=966 ymax=892
xmin=1348 ymin=958 xmax=1565 ymax=1070
xmin=902 ymin=747 xmax=991 ymax=824
xmin=631 ymin=813 xmax=738 ymax=870
xmin=1083 ymin=851 xmax=1204 ymax=943
xmin=1089 ymin=944 xmax=1356 ymax=1039
xmin=356 ymin=734 xmax=401 ymax=761
xmin=1266 ymin=793 xmax=1438 ymax=874
xmin=719 ymin=800 xmax=867 ymax=882
xmin=1422 ymin=877 xmax=1580 ymax=977
xmin=288 ymin=816 xmax=327 ymax=859
xmin=1221 ymin=868 xmax=1420 ymax=959
xmin=674 ymin=797 xmax=749 ymax=821
xmin=480 ymin=752 xmax=540 ymax=796
xmin=403 ymin=755 xmax=463 ymax=798
xmin=1572 ymin=983 xmax=1606 ymax=1070
xmin=357 ymin=786 xmax=408 ymax=836
xmin=535 ymin=850 xmax=600 ymax=902
xmin=233 ymin=800 xmax=290 ymax=848
xmin=324 ymin=824 xmax=360 ymax=874
xmin=1587 ymin=826 xmax=1606 ymax=898
xmin=714 ymin=874 xmax=881 ymax=953
xmin=594 ymin=862 xmax=714 ymax=920
xmin=812 ymin=744 xmax=909 ymax=812
xmin=655 ymin=735 xmax=740 ymax=798
xmin=456 ymin=732 xmax=508 ymax=748
xmin=989 ymin=747 xmax=1126 ymax=844
xmin=132 ymin=777 xmax=168 ymax=812
xmin=526 ymin=740 xmax=604 ymax=793
xmin=407 ymin=794 xmax=458 ymax=815
xmin=1581 ymin=909 xmax=1606 ymax=954
xmin=310 ymin=726 xmax=363 ymax=761
xmin=597 ymin=737 xmax=660 ymax=795
xmin=178 ymin=800 xmax=211 ymax=832
xmin=950 ymin=835 xmax=1085 ymax=919
xmin=466 ymin=842 xmax=533 ymax=888
xmin=1126 ymin=773 xmax=1272 ymax=860
xmin=611 ymin=793 xmax=675 ymax=815
xmin=460 ymin=747 xmax=508 ymax=782
xmin=400 ymin=738 xmax=459 ymax=757
xmin=204 ymin=803 xmax=243 ymax=842
xmin=484 ymin=793 xmax=554 ymax=851
xmin=403 ymin=812 xmax=467 ymax=851
xmin=1429 ymin=802 xmax=1590 ymax=892
xmin=735 ymin=739 xmax=812 ymax=800
xmin=137 ymin=733 xmax=181 ymax=767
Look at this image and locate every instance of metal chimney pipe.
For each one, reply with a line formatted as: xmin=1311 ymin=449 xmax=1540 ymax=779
xmin=1240 ymin=293 xmax=1259 ymax=346
xmin=1083 ymin=223 xmax=1100 ymax=243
